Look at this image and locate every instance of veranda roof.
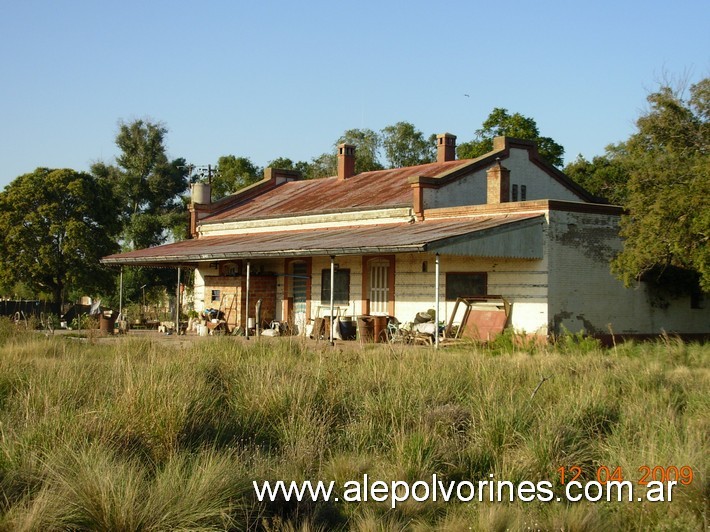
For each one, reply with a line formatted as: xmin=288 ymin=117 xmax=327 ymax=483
xmin=101 ymin=213 xmax=544 ymax=267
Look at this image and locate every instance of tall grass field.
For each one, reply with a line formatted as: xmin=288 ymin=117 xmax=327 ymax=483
xmin=0 ymin=320 xmax=706 ymax=531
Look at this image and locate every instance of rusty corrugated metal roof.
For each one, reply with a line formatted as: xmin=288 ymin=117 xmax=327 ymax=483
xmin=102 ymin=213 xmax=543 ymax=266
xmin=203 ymin=159 xmax=471 ymax=222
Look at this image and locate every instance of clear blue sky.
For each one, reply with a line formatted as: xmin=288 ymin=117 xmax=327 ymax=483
xmin=1 ymin=0 xmax=708 ymax=189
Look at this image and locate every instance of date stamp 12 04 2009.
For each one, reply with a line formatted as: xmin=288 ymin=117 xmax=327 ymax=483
xmin=557 ymin=465 xmax=694 ymax=486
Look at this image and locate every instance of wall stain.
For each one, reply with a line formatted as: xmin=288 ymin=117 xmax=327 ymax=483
xmin=551 ymin=311 xmax=600 ymax=336
xmin=551 ymin=311 xmax=572 ymax=336
xmin=552 ymin=220 xmax=618 ymax=263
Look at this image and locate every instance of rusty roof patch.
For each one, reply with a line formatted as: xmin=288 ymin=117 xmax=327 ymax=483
xmin=203 ymin=159 xmax=471 ymax=223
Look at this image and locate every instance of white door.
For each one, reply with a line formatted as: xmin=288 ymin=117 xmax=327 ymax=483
xmin=369 ymin=260 xmax=389 ymax=315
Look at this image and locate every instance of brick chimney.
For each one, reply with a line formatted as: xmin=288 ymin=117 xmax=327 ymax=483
xmin=486 ymin=158 xmax=510 ymax=204
xmin=337 ymin=143 xmax=356 ymax=180
xmin=436 ymin=133 xmax=456 ymax=163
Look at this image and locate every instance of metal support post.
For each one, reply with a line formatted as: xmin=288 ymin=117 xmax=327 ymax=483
xmin=176 ymin=267 xmax=181 ymax=334
xmin=435 ymin=253 xmax=440 ymax=349
xmin=329 ymin=255 xmax=335 ymax=346
xmin=245 ymin=261 xmax=250 ymax=339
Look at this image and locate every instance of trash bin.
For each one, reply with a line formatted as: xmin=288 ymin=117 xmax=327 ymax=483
xmin=373 ymin=315 xmax=388 ymax=343
xmin=339 ymin=317 xmax=357 ymax=340
xmin=357 ymin=316 xmax=374 ymax=342
xmin=99 ymin=310 xmax=118 ymax=335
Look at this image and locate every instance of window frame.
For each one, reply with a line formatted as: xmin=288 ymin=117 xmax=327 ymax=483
xmin=445 ymin=272 xmax=488 ymax=301
xmin=320 ymin=268 xmax=350 ymax=306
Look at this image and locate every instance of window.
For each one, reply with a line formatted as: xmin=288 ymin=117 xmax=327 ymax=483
xmin=321 ymin=269 xmax=350 ymax=306
xmin=446 ymin=272 xmax=487 ymax=301
xmin=211 ymin=289 xmax=221 ymax=302
xmin=521 ymin=185 xmax=527 ymax=201
xmin=512 ymin=184 xmax=518 ymax=201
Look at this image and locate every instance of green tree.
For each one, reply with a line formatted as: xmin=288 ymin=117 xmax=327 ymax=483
xmin=337 ymin=128 xmax=384 ymax=173
xmin=211 ymin=156 xmax=261 ymax=199
xmin=0 ymin=280 xmax=34 ymax=300
xmin=92 ymin=119 xmax=189 ymax=250
xmin=612 ymin=78 xmax=710 ymax=291
xmin=266 ymin=157 xmax=311 ymax=176
xmin=457 ymin=108 xmax=565 ymax=167
xmin=564 ymin=148 xmax=630 ymax=204
xmin=304 ymin=153 xmax=336 ymax=179
xmin=381 ymin=122 xmax=435 ymax=168
xmin=0 ymin=169 xmax=120 ymax=305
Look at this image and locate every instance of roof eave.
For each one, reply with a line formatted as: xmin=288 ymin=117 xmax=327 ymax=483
xmin=101 ymin=244 xmax=426 ymax=266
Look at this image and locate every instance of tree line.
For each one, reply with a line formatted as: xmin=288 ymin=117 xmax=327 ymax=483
xmin=210 ymin=112 xmax=566 ymax=200
xmin=0 ymin=77 xmax=707 ymax=307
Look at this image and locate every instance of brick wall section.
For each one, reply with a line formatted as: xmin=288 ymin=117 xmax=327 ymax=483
xmin=436 ymin=133 xmax=456 ymax=163
xmin=248 ymin=275 xmax=277 ymax=327
xmin=203 ymin=274 xmax=277 ymax=330
xmin=486 ymin=161 xmax=510 ymax=204
xmin=337 ymin=144 xmax=356 ymax=180
xmin=202 ymin=277 xmax=241 ymax=330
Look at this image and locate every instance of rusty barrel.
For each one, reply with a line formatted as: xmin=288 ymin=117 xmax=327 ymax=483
xmin=99 ymin=310 xmax=118 ymax=335
xmin=357 ymin=316 xmax=374 ymax=342
xmin=373 ymin=315 xmax=388 ymax=343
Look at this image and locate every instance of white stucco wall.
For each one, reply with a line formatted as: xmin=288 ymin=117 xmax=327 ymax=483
xmin=547 ymin=210 xmax=710 ymax=336
xmin=424 ymin=169 xmax=488 ymax=210
xmin=193 ymin=264 xmax=216 ymax=313
xmin=424 ymin=147 xmax=583 ymax=210
xmin=502 ymin=149 xmax=582 ymax=203
xmin=393 ymin=253 xmax=549 ymax=335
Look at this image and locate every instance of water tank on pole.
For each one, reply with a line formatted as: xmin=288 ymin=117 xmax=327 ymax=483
xmin=191 ymin=182 xmax=211 ymax=204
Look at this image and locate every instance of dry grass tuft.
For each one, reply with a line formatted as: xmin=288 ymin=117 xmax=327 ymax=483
xmin=0 ymin=329 xmax=706 ymax=530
